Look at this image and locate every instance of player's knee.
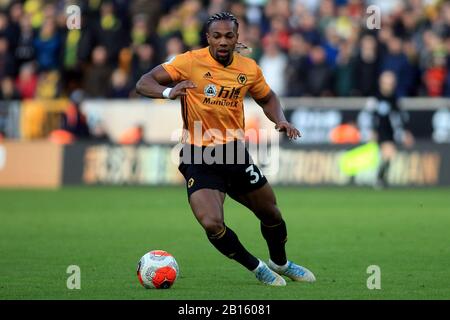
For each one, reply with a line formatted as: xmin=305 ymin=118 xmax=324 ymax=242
xmin=202 ymin=217 xmax=225 ymax=236
xmin=257 ymin=203 xmax=282 ymax=225
xmin=268 ymin=205 xmax=283 ymax=224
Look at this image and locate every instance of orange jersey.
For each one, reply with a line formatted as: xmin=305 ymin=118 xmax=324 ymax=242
xmin=162 ymin=47 xmax=271 ymax=146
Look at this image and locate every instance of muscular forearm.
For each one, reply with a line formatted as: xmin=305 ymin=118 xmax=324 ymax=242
xmin=257 ymin=91 xmax=287 ymax=125
xmin=136 ymin=73 xmax=169 ymax=98
xmin=255 ymin=90 xmax=301 ymax=139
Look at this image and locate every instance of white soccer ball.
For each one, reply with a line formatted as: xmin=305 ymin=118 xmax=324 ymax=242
xmin=136 ymin=250 xmax=179 ymax=289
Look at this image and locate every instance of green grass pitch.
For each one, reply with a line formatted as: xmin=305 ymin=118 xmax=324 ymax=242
xmin=1 ymin=186 xmax=449 ymax=300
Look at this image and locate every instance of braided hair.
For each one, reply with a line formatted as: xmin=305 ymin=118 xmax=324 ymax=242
xmin=206 ymin=12 xmax=239 ymax=31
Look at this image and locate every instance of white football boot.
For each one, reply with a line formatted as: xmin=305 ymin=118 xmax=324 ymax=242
xmin=268 ymin=259 xmax=316 ymax=282
xmin=253 ymin=260 xmax=286 ymax=286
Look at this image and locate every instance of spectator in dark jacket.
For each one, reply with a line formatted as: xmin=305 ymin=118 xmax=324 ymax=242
xmin=83 ymin=46 xmax=112 ymax=98
xmin=109 ymin=68 xmax=132 ymax=98
xmin=14 ymin=14 xmax=35 ymax=70
xmin=352 ymin=34 xmax=380 ymax=96
xmin=285 ymin=33 xmax=310 ymax=96
xmin=381 ymin=37 xmax=414 ymax=97
xmin=305 ymin=45 xmax=334 ymax=96
xmin=131 ymin=43 xmax=158 ymax=86
xmin=0 ymin=11 xmax=20 ymax=58
xmin=62 ymin=90 xmax=90 ymax=139
xmin=335 ymin=40 xmax=354 ymax=96
xmin=92 ymin=1 xmax=129 ymax=64
xmin=0 ymin=36 xmax=15 ymax=78
xmin=294 ymin=12 xmax=321 ymax=45
xmin=445 ymin=37 xmax=450 ymax=97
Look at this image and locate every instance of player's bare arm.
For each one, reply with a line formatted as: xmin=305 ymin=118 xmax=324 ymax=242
xmin=255 ymin=90 xmax=301 ymax=140
xmin=136 ymin=65 xmax=197 ymax=99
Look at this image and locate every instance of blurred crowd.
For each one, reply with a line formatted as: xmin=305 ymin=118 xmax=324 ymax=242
xmin=0 ymin=0 xmax=450 ymax=101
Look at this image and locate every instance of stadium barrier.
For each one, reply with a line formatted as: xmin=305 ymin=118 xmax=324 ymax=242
xmin=3 ymin=140 xmax=445 ymax=188
xmin=59 ymin=142 xmax=450 ymax=187
xmin=0 ymin=141 xmax=63 ymax=188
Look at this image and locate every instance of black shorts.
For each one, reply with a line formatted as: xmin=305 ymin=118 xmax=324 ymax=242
xmin=376 ymin=126 xmax=394 ymax=143
xmin=178 ymin=142 xmax=268 ymax=198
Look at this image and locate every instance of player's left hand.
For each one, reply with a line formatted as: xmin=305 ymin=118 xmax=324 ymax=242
xmin=275 ymin=121 xmax=301 ymax=140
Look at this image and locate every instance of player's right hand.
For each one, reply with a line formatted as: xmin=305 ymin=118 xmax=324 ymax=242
xmin=169 ymin=80 xmax=197 ymax=99
xmin=275 ymin=121 xmax=301 ymax=140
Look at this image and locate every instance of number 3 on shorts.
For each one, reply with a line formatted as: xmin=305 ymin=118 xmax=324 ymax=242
xmin=245 ymin=165 xmax=263 ymax=184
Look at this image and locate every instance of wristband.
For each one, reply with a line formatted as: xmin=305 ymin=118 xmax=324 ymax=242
xmin=162 ymin=87 xmax=172 ymax=99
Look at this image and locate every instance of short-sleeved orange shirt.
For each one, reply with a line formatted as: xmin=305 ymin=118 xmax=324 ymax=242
xmin=162 ymin=47 xmax=271 ymax=146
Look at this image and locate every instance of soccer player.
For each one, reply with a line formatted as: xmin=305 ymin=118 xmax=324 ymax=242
xmin=371 ymin=71 xmax=414 ymax=188
xmin=136 ymin=12 xmax=315 ymax=286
